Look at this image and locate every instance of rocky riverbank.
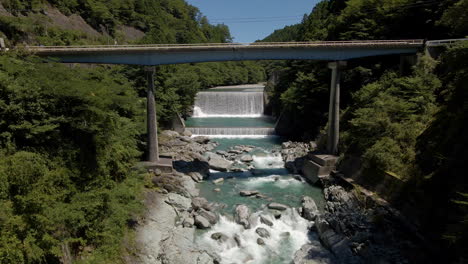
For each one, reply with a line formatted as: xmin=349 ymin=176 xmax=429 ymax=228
xmin=132 ymin=135 xmax=423 ymax=264
xmin=296 ymin=173 xmax=427 ymax=264
xmin=132 ymin=131 xmax=221 ymax=264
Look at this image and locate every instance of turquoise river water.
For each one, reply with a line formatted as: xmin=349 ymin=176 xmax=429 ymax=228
xmin=187 ymin=84 xmax=324 ymax=264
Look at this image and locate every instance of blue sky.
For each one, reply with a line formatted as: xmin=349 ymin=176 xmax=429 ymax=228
xmin=186 ymin=0 xmax=320 ymax=43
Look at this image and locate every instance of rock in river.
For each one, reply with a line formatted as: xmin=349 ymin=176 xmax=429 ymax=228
xmin=212 ymin=178 xmax=224 ymax=184
xmin=211 ymin=232 xmax=229 ymax=243
xmin=268 ymin=202 xmax=289 ymax=211
xmin=239 ymin=190 xmax=259 ymax=197
xmin=240 ymin=154 xmax=254 ymax=162
xmin=260 ymin=215 xmax=273 ymax=227
xmin=301 ymin=196 xmax=319 ymax=221
xmin=257 ymin=238 xmax=265 ymax=246
xmin=235 ymin=204 xmax=251 ymax=229
xmin=255 ymin=227 xmax=270 ymax=238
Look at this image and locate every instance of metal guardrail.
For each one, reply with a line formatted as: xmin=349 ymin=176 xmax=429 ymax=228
xmin=23 ymin=40 xmax=424 ymax=53
xmin=426 ymin=38 xmax=468 ymax=47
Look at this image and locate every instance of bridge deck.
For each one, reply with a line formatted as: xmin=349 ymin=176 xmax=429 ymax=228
xmin=26 ymin=40 xmax=424 ymax=55
xmin=21 ymin=40 xmax=425 ymax=65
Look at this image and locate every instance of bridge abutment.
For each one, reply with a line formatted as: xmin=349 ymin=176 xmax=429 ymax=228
xmin=327 ymin=61 xmax=346 ymax=155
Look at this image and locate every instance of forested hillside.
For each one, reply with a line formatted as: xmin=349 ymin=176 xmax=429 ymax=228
xmin=0 ymin=0 xmax=264 ymax=263
xmin=262 ymin=0 xmax=467 ymax=262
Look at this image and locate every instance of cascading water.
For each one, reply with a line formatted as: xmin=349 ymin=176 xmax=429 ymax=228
xmin=187 ymin=85 xmax=272 ymax=137
xmin=189 ymin=84 xmax=324 ymax=263
xmin=193 ymin=91 xmax=264 ymax=117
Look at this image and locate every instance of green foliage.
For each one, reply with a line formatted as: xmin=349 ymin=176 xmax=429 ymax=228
xmin=261 ymin=24 xmax=302 ymax=42
xmin=0 ymin=53 xmax=145 ymax=263
xmin=341 ymin=56 xmax=440 ymax=179
xmin=438 ymin=0 xmax=468 ymax=37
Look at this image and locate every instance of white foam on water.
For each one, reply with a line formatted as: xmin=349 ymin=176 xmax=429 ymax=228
xmin=197 ymin=209 xmax=312 ymax=264
xmin=252 ymin=154 xmax=284 ymax=169
xmin=192 ymin=134 xmax=273 ymax=139
xmin=242 ymin=175 xmax=303 ymax=189
xmin=193 ymin=91 xmax=265 ymax=117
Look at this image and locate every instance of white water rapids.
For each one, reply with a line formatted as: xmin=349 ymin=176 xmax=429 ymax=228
xmin=197 ymin=209 xmax=312 ymax=264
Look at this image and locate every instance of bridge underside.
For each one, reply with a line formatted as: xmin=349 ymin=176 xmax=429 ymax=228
xmin=29 ymin=42 xmax=422 ymax=162
xmin=44 ymin=47 xmax=420 ymax=65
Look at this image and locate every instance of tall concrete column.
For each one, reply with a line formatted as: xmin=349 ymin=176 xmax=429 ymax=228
xmin=327 ymin=61 xmax=346 ymax=155
xmin=146 ymin=67 xmax=159 ymax=162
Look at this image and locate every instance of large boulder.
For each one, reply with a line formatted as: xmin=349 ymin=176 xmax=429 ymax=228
xmin=206 ymin=152 xmax=232 ymax=171
xmin=194 ymin=215 xmax=211 ymax=229
xmin=196 ymin=208 xmax=218 ymax=225
xmin=165 ymin=193 xmax=191 ymax=211
xmin=302 ymin=196 xmax=319 ymax=221
xmin=235 ymin=204 xmax=251 ymax=229
xmin=192 ymin=197 xmax=209 ymax=211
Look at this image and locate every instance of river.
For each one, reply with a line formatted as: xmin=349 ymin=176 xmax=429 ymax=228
xmin=186 ymin=84 xmax=324 ymax=264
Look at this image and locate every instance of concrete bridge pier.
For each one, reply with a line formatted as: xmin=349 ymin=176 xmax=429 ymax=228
xmin=143 ymin=67 xmax=173 ymax=172
xmin=327 ymin=61 xmax=347 ymax=155
xmin=146 ymin=67 xmax=159 ymax=162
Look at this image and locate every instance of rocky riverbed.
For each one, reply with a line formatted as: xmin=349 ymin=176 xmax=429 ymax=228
xmin=131 ymin=133 xmax=423 ymax=264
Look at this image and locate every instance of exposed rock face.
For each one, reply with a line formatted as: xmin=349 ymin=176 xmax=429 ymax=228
xmin=315 ymin=176 xmax=426 ymax=264
xmin=159 ymin=130 xmax=217 ymax=165
xmin=135 ymin=191 xmax=218 ymax=264
xmin=152 ymin=173 xmax=197 ymax=198
xmin=301 ymin=196 xmax=319 ymax=221
xmin=293 ymin=240 xmax=337 ymax=264
xmin=235 ymin=204 xmax=251 ymax=229
xmin=281 ymin=141 xmax=315 ymax=174
xmin=268 ymin=202 xmax=289 ymax=211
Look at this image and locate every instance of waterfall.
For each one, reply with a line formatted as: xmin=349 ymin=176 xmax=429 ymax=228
xmin=187 ymin=127 xmax=275 ymax=136
xmin=193 ymin=91 xmax=264 ymax=117
xmin=188 ymin=85 xmax=276 ymax=137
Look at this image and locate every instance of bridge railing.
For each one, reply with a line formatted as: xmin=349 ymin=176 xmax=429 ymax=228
xmin=24 ymin=40 xmax=424 ymax=51
xmin=426 ymin=38 xmax=468 ymax=47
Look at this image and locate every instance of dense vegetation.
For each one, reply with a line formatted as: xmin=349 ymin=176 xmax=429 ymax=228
xmin=0 ymin=0 xmax=265 ymax=263
xmin=0 ymin=54 xmax=144 ymax=263
xmin=262 ymin=0 xmax=467 ymax=262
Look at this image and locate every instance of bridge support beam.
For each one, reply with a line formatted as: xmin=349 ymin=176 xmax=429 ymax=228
xmin=327 ymin=61 xmax=346 ymax=155
xmin=146 ymin=67 xmax=159 ymax=162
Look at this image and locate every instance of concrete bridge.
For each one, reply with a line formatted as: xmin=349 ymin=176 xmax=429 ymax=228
xmin=22 ymin=40 xmax=426 ymax=168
